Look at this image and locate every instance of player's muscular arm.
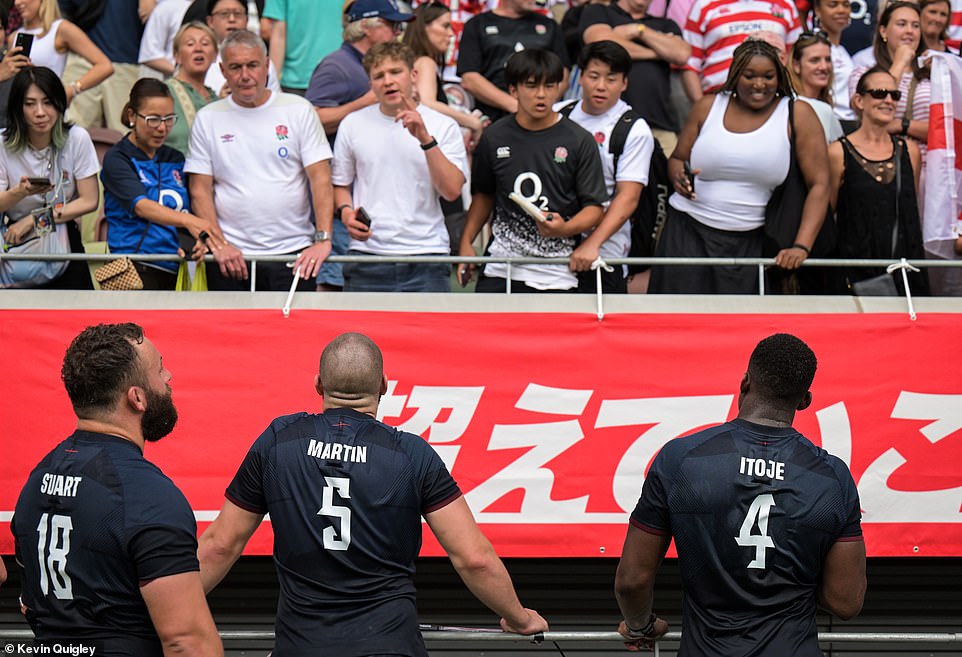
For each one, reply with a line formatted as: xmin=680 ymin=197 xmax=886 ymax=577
xmin=141 ymin=571 xmax=224 ymax=657
xmin=614 ymin=525 xmax=671 ymax=631
xmin=818 ymin=539 xmax=866 ymax=620
xmin=425 ymin=496 xmax=548 ymax=635
xmin=197 ymin=501 xmax=264 ymax=594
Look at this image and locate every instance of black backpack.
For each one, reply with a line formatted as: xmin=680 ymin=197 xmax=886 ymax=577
xmin=559 ymin=104 xmax=671 ymax=274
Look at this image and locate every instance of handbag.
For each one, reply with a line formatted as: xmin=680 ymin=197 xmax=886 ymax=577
xmin=851 ymin=139 xmax=903 ymax=297
xmin=95 ymin=256 xmax=144 ymax=290
xmin=0 ymin=209 xmax=70 ymax=288
xmin=763 ymin=98 xmax=836 ymax=257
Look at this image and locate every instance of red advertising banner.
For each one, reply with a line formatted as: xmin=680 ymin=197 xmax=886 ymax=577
xmin=2 ymin=308 xmax=960 ymax=557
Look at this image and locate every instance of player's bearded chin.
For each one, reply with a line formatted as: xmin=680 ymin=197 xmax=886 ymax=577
xmin=142 ymin=387 xmax=178 ymax=442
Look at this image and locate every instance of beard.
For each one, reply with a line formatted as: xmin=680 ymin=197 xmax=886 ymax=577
xmin=142 ymin=386 xmax=178 ymax=443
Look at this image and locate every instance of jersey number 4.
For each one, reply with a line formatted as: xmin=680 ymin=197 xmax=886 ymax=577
xmin=734 ymin=494 xmax=776 ymax=569
xmin=36 ymin=513 xmax=73 ymax=599
xmin=317 ymin=476 xmax=352 ymax=551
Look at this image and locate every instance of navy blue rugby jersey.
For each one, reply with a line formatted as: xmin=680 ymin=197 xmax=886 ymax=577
xmin=226 ymin=408 xmax=462 ymax=657
xmin=631 ymin=419 xmax=862 ymax=657
xmin=11 ymin=431 xmax=200 ymax=656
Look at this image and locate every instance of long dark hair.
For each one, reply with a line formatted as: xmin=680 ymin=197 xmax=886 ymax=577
xmin=121 ymin=78 xmax=172 ymax=129
xmin=401 ymin=2 xmax=450 ymax=67
xmin=4 ymin=66 xmax=71 ymax=153
xmin=721 ymin=38 xmax=795 ymax=100
xmin=873 ymin=1 xmax=928 ymax=81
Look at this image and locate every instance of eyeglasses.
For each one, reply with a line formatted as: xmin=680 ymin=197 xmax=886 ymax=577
xmin=861 ymin=88 xmax=902 ymax=100
xmin=797 ymin=30 xmax=831 ymax=43
xmin=137 ymin=113 xmax=178 ymax=128
xmin=211 ymin=9 xmax=247 ymax=19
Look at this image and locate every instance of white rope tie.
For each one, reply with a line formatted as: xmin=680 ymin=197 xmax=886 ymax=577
xmin=591 ymin=257 xmax=613 ymax=321
xmin=282 ymin=265 xmax=302 ymax=318
xmin=887 ymin=258 xmax=920 ymax=321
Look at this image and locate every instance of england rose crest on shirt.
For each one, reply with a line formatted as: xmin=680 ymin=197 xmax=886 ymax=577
xmin=553 ymin=146 xmax=568 ymax=164
xmin=275 ymin=125 xmax=289 ymax=141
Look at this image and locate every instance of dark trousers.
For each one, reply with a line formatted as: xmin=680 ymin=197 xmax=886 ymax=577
xmin=577 ymin=267 xmax=627 ymax=294
xmin=133 ymin=262 xmax=178 ymax=290
xmin=649 ymin=206 xmax=764 ymax=294
xmin=475 ymin=274 xmax=570 ymax=293
xmin=205 ymin=256 xmax=315 ymax=292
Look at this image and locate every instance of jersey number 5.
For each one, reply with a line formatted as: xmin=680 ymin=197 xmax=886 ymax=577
xmin=318 ymin=476 xmax=352 ymax=551
xmin=36 ymin=512 xmax=74 ymax=599
xmin=734 ymin=493 xmax=776 ymax=569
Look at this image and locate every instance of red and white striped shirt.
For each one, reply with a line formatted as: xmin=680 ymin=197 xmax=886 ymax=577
xmin=683 ymin=0 xmax=802 ymax=93
xmin=948 ymin=0 xmax=962 ymax=51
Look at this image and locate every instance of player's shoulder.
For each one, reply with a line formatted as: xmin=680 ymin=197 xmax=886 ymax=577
xmin=790 ymin=432 xmax=857 ymax=489
xmin=655 ymin=422 xmax=735 ymax=465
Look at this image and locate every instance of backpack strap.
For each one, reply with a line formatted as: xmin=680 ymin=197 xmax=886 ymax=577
xmin=609 ymin=109 xmax=640 ymax=178
xmin=557 ymin=100 xmax=577 ymax=119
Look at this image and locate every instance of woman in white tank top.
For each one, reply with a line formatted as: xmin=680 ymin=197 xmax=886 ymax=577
xmin=10 ymin=0 xmax=113 ymax=104
xmin=649 ymin=39 xmax=831 ymax=294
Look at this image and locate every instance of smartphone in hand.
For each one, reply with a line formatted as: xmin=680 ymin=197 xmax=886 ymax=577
xmin=683 ymin=161 xmax=695 ymax=192
xmin=356 ymin=207 xmax=372 ymax=228
xmin=14 ymin=33 xmax=34 ymax=58
xmin=26 ymin=176 xmax=50 ymax=186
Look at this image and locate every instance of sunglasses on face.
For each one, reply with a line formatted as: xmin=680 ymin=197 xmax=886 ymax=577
xmin=861 ymin=88 xmax=902 ymax=100
xmin=798 ymin=30 xmax=831 ymax=43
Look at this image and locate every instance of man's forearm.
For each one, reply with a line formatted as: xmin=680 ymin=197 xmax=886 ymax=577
xmin=451 ymin=547 xmax=528 ymax=626
xmin=461 ymin=73 xmax=517 ymax=113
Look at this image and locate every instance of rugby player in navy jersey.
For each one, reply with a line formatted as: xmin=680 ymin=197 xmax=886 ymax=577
xmin=614 ymin=333 xmax=866 ymax=654
xmin=198 ymin=332 xmax=548 ymax=656
xmin=11 ymin=323 xmax=223 ymax=657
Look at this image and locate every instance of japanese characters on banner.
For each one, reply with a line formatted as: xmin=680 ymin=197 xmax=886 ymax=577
xmin=1 ymin=309 xmax=960 ymax=557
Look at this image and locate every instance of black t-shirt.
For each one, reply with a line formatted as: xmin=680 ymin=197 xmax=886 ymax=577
xmin=472 ymin=115 xmax=607 ymax=289
xmin=226 ymin=408 xmax=461 ymax=657
xmin=579 ymin=4 xmax=682 ymax=132
xmin=456 ymin=12 xmax=570 ymax=121
xmin=12 ymin=432 xmax=200 ymax=657
xmin=631 ymin=419 xmax=863 ymax=657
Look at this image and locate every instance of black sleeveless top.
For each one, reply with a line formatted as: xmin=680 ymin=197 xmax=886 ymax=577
xmin=835 ymin=135 xmax=929 ymax=294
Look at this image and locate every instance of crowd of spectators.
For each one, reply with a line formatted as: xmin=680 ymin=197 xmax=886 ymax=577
xmin=0 ymin=0 xmax=959 ymax=294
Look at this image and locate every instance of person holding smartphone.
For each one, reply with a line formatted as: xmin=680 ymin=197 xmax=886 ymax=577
xmin=0 ymin=66 xmax=99 ymax=288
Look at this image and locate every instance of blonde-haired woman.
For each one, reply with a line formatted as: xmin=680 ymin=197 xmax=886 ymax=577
xmin=10 ymin=0 xmax=113 ymax=103
xmin=165 ymin=22 xmax=218 ymax=155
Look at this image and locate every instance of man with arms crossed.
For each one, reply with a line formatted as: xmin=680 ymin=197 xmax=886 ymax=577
xmin=334 ymin=42 xmax=467 ymax=292
xmin=459 ymin=49 xmax=607 ymax=292
xmin=187 ymin=29 xmax=334 ymax=291
xmin=558 ymin=40 xmax=655 ymax=293
xmin=614 ymin=333 xmax=865 ymax=654
xmin=12 ymin=323 xmax=222 ymax=657
xmin=198 ymin=333 xmax=548 ymax=656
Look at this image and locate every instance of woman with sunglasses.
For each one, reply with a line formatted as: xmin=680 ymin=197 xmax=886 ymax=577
xmin=811 ymin=0 xmax=858 ymax=129
xmin=649 ymin=39 xmax=830 ymax=294
xmin=919 ymin=0 xmax=956 ymax=53
xmin=101 ymin=78 xmax=224 ymax=289
xmin=828 ymin=67 xmax=928 ymax=293
xmin=849 ymin=2 xmax=930 ymax=151
xmin=788 ymin=31 xmax=844 ymax=141
xmin=402 ymin=2 xmax=485 ymax=151
xmin=0 ymin=66 xmax=99 ymax=288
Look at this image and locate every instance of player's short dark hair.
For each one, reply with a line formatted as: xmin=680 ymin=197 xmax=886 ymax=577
xmin=319 ymin=332 xmax=384 ymax=398
xmin=748 ymin=334 xmax=817 ymax=404
xmin=62 ymin=323 xmax=147 ymax=416
xmin=578 ymin=40 xmax=631 ymax=77
xmin=505 ymin=48 xmax=564 ymax=88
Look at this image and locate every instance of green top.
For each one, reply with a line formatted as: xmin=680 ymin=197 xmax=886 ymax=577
xmin=262 ymin=0 xmax=343 ymax=90
xmin=165 ymin=78 xmax=216 ymax=156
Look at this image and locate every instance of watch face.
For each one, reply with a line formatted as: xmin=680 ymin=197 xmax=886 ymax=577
xmin=314 ymin=231 xmax=331 ymax=242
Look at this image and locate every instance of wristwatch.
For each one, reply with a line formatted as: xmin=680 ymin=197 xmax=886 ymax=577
xmin=313 ymin=230 xmax=331 ymax=243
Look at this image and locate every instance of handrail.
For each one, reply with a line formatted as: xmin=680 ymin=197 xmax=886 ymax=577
xmin=0 ymin=628 xmax=959 ymax=643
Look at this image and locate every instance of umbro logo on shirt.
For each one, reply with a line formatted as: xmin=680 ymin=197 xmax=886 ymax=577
xmin=485 ymin=25 xmax=499 ymax=34
xmin=497 ymin=146 xmax=511 ymax=159
xmin=220 ymin=134 xmax=235 ymax=143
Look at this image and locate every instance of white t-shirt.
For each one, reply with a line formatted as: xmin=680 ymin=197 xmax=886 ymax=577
xmin=830 ymin=43 xmax=856 ymax=121
xmin=799 ymin=96 xmax=844 ymax=143
xmin=185 ymin=91 xmax=332 ymax=254
xmin=0 ymin=126 xmax=99 ymax=221
xmin=332 ymin=102 xmax=467 ymax=255
xmin=557 ymin=98 xmax=654 ymax=264
xmin=205 ymin=53 xmax=282 ymax=97
xmin=138 ymin=0 xmax=191 ymax=69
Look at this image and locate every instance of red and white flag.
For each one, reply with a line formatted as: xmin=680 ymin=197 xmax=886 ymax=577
xmin=924 ymin=52 xmax=962 ymax=258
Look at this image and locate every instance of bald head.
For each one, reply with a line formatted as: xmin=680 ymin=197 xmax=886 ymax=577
xmin=318 ymin=333 xmax=384 ymax=405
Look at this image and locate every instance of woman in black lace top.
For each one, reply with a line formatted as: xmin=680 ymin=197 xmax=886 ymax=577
xmin=828 ymin=66 xmax=929 ymax=294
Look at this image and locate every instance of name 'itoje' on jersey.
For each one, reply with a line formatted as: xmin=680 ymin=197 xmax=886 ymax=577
xmin=739 ymin=457 xmax=786 ymax=481
xmin=307 ymin=439 xmax=368 ymax=463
